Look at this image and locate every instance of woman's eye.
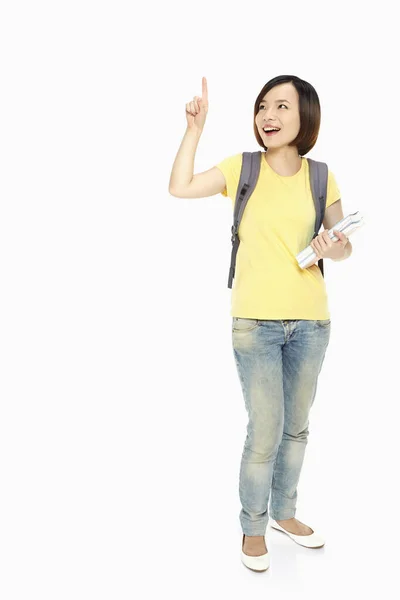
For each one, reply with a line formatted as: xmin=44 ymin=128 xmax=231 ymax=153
xmin=259 ymin=104 xmax=287 ymax=110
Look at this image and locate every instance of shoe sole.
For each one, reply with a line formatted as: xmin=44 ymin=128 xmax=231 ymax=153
xmin=242 ymin=563 xmax=270 ymax=572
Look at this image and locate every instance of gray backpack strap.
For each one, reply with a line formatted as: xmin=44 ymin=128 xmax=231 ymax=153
xmin=307 ymin=158 xmax=328 ymax=277
xmin=228 ymin=151 xmax=262 ymax=288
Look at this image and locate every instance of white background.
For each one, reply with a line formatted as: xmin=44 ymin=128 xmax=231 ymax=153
xmin=0 ymin=0 xmax=399 ymax=598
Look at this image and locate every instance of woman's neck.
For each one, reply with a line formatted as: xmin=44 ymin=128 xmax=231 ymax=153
xmin=264 ymin=149 xmax=302 ymax=177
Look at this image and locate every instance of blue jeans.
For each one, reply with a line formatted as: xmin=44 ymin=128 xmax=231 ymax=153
xmin=232 ymin=317 xmax=331 ymax=536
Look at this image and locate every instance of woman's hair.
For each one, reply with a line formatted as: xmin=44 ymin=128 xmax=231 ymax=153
xmin=253 ymin=75 xmax=321 ymax=156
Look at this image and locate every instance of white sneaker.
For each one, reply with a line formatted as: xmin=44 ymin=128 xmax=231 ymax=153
xmin=241 ymin=534 xmax=270 ymax=572
xmin=269 ymin=519 xmax=325 ymax=548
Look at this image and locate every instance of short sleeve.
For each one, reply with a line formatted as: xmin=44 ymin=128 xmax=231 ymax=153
xmin=326 ymin=170 xmax=341 ymax=209
xmin=215 ymin=153 xmax=243 ymax=200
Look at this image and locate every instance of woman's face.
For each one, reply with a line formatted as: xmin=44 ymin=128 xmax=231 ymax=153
xmin=255 ymin=82 xmax=301 ymax=149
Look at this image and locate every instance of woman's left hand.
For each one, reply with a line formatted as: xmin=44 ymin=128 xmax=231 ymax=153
xmin=310 ymin=229 xmax=349 ymax=260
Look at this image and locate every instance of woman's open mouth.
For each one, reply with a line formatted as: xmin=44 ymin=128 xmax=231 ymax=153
xmin=263 ymin=127 xmax=281 ymax=137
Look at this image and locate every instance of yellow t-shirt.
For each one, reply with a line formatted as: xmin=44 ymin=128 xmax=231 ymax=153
xmin=215 ymin=152 xmax=341 ymax=320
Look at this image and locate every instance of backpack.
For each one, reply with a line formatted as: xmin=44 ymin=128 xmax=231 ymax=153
xmin=228 ymin=151 xmax=328 ymax=289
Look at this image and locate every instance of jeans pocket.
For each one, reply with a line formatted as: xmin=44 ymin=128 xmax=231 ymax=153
xmin=232 ymin=317 xmax=259 ymax=332
xmin=315 ymin=319 xmax=331 ymax=328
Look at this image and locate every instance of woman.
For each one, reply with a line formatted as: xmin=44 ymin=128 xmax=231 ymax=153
xmin=169 ymin=75 xmax=352 ymax=572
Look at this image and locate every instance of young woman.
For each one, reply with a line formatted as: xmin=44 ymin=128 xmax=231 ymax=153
xmin=169 ymin=75 xmax=352 ymax=572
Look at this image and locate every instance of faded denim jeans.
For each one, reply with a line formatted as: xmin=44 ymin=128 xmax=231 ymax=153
xmin=232 ymin=317 xmax=331 ymax=536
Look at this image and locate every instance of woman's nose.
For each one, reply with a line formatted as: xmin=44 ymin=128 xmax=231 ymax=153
xmin=264 ymin=109 xmax=277 ymax=121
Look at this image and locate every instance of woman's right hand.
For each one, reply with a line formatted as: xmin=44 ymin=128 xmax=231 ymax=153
xmin=185 ymin=77 xmax=209 ymax=133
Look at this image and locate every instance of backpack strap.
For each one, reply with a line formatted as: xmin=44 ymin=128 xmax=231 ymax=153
xmin=227 ymin=151 xmax=262 ymax=288
xmin=307 ymin=158 xmax=328 ymax=277
xmin=227 ymin=153 xmax=329 ymax=289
